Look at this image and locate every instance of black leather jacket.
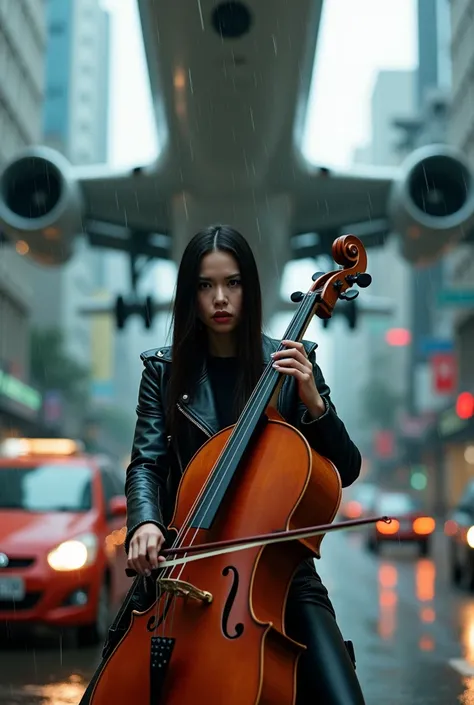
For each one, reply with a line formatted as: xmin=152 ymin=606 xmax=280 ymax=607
xmin=124 ymin=334 xmax=361 ymax=552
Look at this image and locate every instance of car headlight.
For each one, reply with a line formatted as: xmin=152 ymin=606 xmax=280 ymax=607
xmin=467 ymin=526 xmax=474 ymax=549
xmin=47 ymin=533 xmax=98 ymax=571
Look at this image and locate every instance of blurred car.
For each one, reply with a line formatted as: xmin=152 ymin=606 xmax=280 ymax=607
xmin=365 ymin=491 xmax=435 ymax=556
xmin=338 ymin=482 xmax=378 ymax=522
xmin=445 ymin=480 xmax=474 ymax=590
xmin=0 ymin=438 xmax=130 ymax=646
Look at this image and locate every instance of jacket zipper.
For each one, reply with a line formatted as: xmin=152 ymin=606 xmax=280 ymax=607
xmin=177 ymin=403 xmax=212 ymax=438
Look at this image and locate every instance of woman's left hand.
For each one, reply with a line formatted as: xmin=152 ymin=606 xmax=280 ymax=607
xmin=271 ymin=340 xmax=326 ymax=419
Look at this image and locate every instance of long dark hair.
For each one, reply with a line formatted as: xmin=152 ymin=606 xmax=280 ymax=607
xmin=166 ymin=224 xmax=263 ymax=437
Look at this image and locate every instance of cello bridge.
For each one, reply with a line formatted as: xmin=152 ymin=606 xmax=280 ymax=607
xmin=158 ymin=578 xmax=213 ymax=604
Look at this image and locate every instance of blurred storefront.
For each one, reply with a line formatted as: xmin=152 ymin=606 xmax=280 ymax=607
xmin=417 ymin=395 xmax=474 ymax=515
xmin=0 ymin=362 xmax=43 ymax=439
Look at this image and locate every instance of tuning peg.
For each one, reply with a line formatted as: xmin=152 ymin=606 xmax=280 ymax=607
xmin=339 ymin=290 xmax=359 ymax=302
xmin=312 ymin=271 xmax=325 ymax=281
xmin=290 ymin=291 xmax=304 ymax=303
xmin=355 ymin=273 xmax=372 ymax=288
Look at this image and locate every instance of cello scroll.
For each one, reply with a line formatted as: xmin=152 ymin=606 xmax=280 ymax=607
xmin=290 ymin=233 xmax=372 ymax=331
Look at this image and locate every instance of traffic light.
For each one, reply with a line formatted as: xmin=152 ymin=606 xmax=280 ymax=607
xmin=456 ymin=392 xmax=474 ymax=420
xmin=385 ymin=328 xmax=411 ymax=346
xmin=410 ymin=465 xmax=428 ymax=490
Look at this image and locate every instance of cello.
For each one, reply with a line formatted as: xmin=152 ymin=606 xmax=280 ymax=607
xmin=80 ymin=234 xmax=387 ymax=705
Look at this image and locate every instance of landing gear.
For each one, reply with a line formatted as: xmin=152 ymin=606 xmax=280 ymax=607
xmin=85 ymin=223 xmax=171 ymax=330
xmin=113 ymin=244 xmax=157 ymax=330
xmin=115 ymin=294 xmax=154 ymax=330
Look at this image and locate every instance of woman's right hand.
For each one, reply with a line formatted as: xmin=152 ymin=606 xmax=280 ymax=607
xmin=127 ymin=523 xmax=166 ymax=576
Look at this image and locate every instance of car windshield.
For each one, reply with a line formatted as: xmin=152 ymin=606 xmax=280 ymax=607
xmin=0 ymin=464 xmax=92 ymax=512
xmin=377 ymin=493 xmax=422 ymax=515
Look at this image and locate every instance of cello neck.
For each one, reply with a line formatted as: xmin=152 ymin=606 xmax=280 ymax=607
xmin=188 ymin=290 xmax=320 ymax=531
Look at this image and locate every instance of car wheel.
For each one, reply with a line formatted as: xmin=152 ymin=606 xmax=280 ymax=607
xmin=419 ymin=540 xmax=430 ymax=557
xmin=76 ymin=579 xmax=111 ymax=648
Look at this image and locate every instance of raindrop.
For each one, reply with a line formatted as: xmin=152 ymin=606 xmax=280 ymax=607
xmin=196 ymin=0 xmax=205 ymax=30
xmin=249 ymin=107 xmax=255 ymax=131
xmin=59 ymin=631 xmax=63 ymax=665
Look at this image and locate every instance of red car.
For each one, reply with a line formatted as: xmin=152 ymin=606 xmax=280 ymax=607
xmin=365 ymin=491 xmax=435 ymax=556
xmin=0 ymin=438 xmax=130 ymax=646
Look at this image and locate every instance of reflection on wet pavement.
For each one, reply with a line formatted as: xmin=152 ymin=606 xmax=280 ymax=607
xmin=377 ymin=563 xmax=398 ymax=641
xmin=415 ymin=559 xmax=437 ymax=653
xmin=0 ymin=635 xmax=95 ymax=705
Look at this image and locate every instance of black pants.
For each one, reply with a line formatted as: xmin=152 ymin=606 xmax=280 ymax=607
xmin=285 ymin=563 xmax=366 ymax=705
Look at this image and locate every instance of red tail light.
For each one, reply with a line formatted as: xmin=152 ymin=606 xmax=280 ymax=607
xmin=413 ymin=517 xmax=436 ymax=535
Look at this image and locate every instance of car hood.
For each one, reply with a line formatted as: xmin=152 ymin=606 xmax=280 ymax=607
xmin=0 ymin=510 xmax=96 ymax=554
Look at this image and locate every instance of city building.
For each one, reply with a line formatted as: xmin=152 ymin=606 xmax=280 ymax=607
xmin=330 ymin=69 xmax=416 ymax=469
xmin=424 ymin=0 xmax=474 ymax=510
xmin=24 ymin=0 xmax=112 ymax=438
xmin=0 ymin=0 xmax=46 ymax=439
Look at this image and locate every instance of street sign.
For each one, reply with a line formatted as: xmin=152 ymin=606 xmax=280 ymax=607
xmin=418 ymin=337 xmax=454 ymax=356
xmin=437 ymin=289 xmax=474 ymax=307
xmin=431 ymin=353 xmax=456 ymax=395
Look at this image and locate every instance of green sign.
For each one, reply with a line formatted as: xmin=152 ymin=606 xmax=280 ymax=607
xmin=438 ymin=407 xmax=468 ymax=437
xmin=0 ymin=370 xmax=42 ymax=411
xmin=437 ymin=289 xmax=474 ymax=307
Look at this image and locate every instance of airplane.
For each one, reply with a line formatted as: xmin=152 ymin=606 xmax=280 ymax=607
xmin=1 ymin=0 xmax=474 ymax=329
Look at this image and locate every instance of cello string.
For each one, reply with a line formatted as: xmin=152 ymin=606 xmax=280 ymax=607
xmin=158 ymin=290 xmax=317 ymax=596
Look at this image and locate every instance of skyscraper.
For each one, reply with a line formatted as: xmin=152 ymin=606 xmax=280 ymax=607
xmin=0 ymin=0 xmax=46 ymax=438
xmin=25 ymin=0 xmax=111 ymax=437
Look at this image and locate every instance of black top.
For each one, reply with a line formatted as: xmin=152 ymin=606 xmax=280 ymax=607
xmin=206 ymin=355 xmax=329 ymax=609
xmin=206 ymin=355 xmax=240 ymax=428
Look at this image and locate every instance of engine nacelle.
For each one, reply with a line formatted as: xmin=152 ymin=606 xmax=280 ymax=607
xmin=0 ymin=146 xmax=83 ymax=265
xmin=389 ymin=144 xmax=474 ymax=265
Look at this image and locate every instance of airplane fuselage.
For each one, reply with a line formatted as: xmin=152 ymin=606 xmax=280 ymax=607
xmin=138 ymin=0 xmax=324 ymax=312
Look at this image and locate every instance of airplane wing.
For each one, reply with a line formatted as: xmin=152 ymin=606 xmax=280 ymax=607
xmin=291 ymin=162 xmax=397 ymax=236
xmin=76 ymin=164 xmax=172 ymax=258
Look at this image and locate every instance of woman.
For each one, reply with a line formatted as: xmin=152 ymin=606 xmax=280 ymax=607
xmin=124 ymin=224 xmax=366 ymax=705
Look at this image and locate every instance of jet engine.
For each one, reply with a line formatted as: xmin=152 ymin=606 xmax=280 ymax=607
xmin=389 ymin=144 xmax=474 ymax=264
xmin=0 ymin=146 xmax=83 ymax=265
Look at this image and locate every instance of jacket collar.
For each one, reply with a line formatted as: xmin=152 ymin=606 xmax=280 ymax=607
xmin=149 ymin=334 xmax=318 ymax=438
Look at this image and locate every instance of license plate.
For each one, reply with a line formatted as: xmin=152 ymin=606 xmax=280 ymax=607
xmin=0 ymin=577 xmax=25 ymax=600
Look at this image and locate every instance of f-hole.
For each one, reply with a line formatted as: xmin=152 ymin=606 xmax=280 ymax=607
xmin=221 ymin=566 xmax=244 ymax=640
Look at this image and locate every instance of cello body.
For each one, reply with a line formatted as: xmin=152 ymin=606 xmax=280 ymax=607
xmin=88 ymin=413 xmax=341 ymax=705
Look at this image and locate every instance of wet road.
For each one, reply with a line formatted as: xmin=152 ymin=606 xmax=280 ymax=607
xmin=1 ymin=529 xmax=473 ymax=704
